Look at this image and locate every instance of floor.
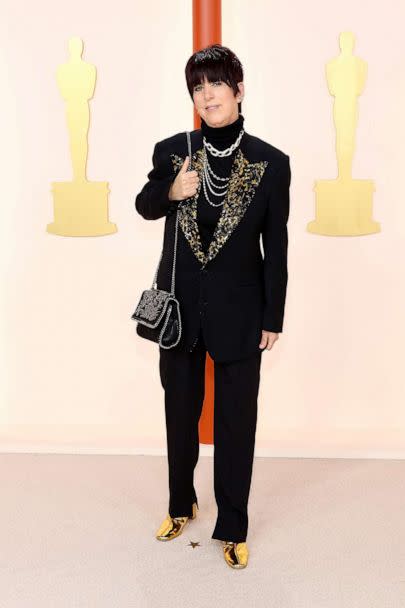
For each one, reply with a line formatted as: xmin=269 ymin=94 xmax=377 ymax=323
xmin=1 ymin=453 xmax=404 ymax=607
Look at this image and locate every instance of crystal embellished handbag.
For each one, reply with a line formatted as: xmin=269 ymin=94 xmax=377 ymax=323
xmin=131 ymin=131 xmax=192 ymax=349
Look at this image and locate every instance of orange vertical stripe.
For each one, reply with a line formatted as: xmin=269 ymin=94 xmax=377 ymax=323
xmin=193 ymin=0 xmax=221 ymax=445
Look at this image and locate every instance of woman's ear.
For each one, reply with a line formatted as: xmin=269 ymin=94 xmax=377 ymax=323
xmin=236 ymin=84 xmax=244 ymax=104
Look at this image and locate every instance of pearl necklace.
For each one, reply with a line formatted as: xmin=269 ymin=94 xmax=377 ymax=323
xmin=201 ymin=128 xmax=245 ymax=207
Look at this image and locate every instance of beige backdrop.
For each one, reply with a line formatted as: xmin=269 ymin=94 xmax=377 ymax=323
xmin=1 ymin=0 xmax=404 ymax=456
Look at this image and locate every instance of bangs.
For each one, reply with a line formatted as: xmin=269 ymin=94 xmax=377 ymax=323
xmin=189 ymin=64 xmax=232 ymax=91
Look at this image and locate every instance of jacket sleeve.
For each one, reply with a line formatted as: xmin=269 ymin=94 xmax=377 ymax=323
xmin=135 ymin=140 xmax=178 ymax=220
xmin=261 ymin=154 xmax=291 ymax=333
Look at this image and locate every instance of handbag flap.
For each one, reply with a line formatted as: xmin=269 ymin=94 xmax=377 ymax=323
xmin=131 ymin=288 xmax=172 ymax=328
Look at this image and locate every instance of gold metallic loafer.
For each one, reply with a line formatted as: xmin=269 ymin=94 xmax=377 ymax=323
xmin=222 ymin=541 xmax=249 ymax=568
xmin=155 ymin=502 xmax=198 ymax=541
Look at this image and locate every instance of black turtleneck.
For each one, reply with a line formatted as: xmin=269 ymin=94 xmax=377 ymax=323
xmin=197 ymin=113 xmax=245 ymax=254
xmin=200 ymin=112 xmax=245 ymax=149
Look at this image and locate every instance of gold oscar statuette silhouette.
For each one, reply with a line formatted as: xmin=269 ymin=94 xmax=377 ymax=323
xmin=307 ymin=32 xmax=380 ymax=236
xmin=47 ymin=37 xmax=117 ymax=236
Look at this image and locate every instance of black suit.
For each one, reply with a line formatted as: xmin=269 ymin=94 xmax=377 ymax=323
xmin=135 ymin=128 xmax=291 ymax=363
xmin=135 ymin=127 xmax=291 ymax=541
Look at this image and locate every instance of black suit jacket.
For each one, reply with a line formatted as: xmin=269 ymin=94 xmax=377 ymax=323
xmin=135 ymin=128 xmax=291 ymax=362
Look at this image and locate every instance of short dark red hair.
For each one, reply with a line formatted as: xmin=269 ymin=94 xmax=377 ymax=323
xmin=185 ymin=44 xmax=244 ymax=113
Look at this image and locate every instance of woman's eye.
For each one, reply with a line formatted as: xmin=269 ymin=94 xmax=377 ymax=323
xmin=194 ymin=81 xmax=222 ymax=92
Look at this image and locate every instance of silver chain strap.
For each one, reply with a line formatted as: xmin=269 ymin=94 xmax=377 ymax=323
xmin=151 ymin=131 xmax=192 ymax=295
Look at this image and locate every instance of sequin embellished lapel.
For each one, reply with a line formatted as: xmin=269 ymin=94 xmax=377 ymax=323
xmin=170 ymin=136 xmax=269 ymax=268
xmin=170 ymin=146 xmax=206 ymax=266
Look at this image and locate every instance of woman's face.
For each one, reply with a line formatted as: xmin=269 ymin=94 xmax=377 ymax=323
xmin=193 ymin=75 xmax=244 ymax=127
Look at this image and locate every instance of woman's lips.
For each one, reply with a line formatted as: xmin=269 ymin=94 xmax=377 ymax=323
xmin=206 ymin=105 xmax=220 ymax=111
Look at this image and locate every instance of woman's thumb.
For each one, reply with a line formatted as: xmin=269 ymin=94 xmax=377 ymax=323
xmin=180 ymin=155 xmax=190 ymax=172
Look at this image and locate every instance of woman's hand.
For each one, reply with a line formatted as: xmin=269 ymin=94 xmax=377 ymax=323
xmin=169 ymin=156 xmax=200 ymax=201
xmin=259 ymin=330 xmax=279 ymax=351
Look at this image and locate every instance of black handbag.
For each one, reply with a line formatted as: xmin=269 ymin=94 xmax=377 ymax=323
xmin=131 ymin=131 xmax=192 ymax=349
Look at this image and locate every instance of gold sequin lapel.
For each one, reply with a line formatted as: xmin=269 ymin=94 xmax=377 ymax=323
xmin=170 ymin=145 xmax=268 ymax=268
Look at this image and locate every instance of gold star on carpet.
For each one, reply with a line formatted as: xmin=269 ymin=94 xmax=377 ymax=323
xmin=188 ymin=541 xmax=200 ymax=548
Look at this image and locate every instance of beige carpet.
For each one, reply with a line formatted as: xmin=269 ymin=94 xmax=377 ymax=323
xmin=1 ymin=454 xmax=404 ymax=607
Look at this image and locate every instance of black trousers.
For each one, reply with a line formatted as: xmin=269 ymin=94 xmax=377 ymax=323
xmin=159 ymin=322 xmax=263 ymax=543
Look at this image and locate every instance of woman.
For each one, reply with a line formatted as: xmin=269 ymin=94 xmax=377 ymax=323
xmin=135 ymin=44 xmax=291 ymax=569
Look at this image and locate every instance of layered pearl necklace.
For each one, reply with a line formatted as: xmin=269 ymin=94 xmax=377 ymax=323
xmin=201 ymin=127 xmax=245 ymax=207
